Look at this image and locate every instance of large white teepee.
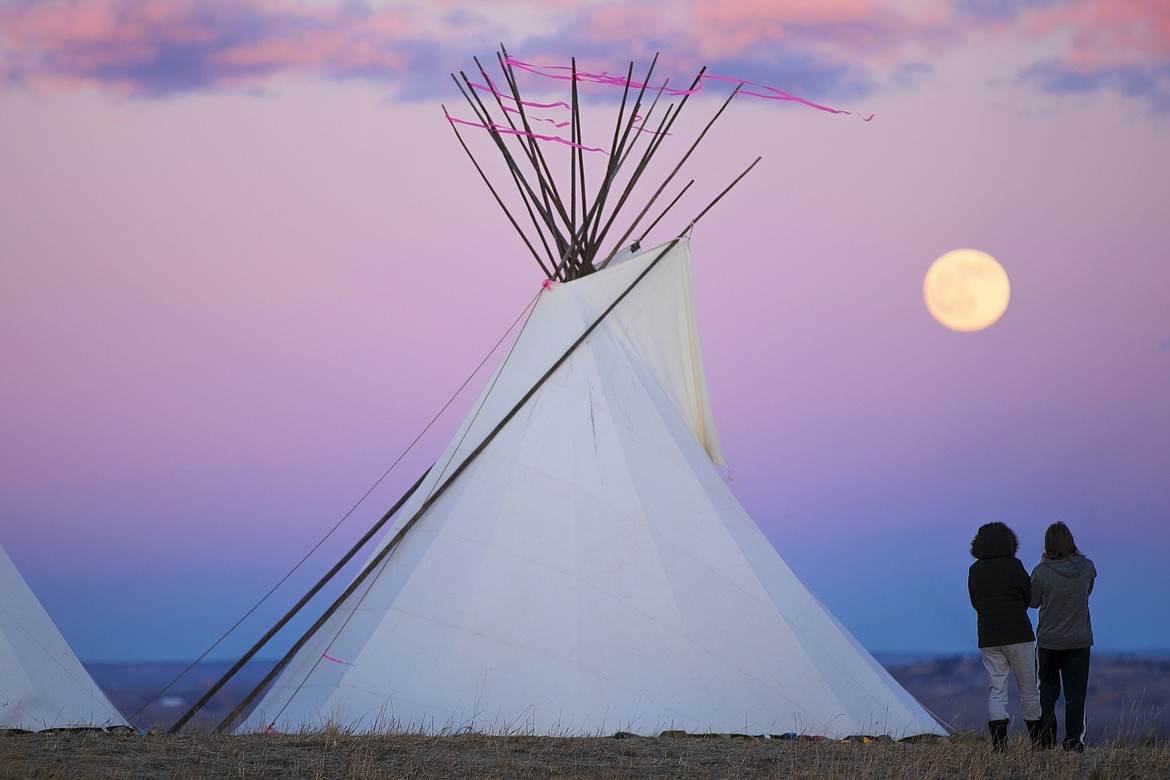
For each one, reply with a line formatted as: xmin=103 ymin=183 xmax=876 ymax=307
xmin=241 ymin=240 xmax=945 ymax=738
xmin=1 ymin=543 xmax=128 ymax=731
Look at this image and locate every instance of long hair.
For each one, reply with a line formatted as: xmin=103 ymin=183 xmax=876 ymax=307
xmin=1044 ymin=521 xmax=1081 ymax=559
xmin=970 ymin=522 xmax=1019 ymax=559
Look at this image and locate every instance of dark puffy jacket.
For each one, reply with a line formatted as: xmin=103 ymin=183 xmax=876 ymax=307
xmin=969 ymin=556 xmax=1036 ymax=648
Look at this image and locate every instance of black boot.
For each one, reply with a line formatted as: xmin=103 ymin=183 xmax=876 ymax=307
xmin=988 ymin=719 xmax=1009 ymax=752
xmin=1025 ymin=720 xmax=1042 ymax=747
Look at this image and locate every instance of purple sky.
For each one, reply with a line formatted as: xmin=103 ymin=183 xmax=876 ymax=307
xmin=2 ymin=1 xmax=1168 ymax=663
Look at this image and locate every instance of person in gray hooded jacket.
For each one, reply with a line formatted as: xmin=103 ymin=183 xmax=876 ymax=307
xmin=1031 ymin=521 xmax=1096 ymax=751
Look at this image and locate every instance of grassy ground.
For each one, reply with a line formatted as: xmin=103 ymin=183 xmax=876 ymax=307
xmin=3 ymin=731 xmax=1167 ymax=779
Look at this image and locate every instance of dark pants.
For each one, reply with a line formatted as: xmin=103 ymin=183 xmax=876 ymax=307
xmin=1038 ymin=646 xmax=1091 ymax=748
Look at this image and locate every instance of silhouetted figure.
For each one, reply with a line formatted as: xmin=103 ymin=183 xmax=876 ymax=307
xmin=968 ymin=522 xmax=1041 ymax=751
xmin=1031 ymin=521 xmax=1096 ymax=751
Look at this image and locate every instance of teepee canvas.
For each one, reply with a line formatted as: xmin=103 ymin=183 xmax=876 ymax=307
xmin=239 ymin=240 xmax=944 ymax=737
xmin=1 ymin=543 xmax=128 ymax=731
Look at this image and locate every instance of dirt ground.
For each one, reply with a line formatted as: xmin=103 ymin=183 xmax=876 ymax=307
xmin=3 ymin=730 xmax=1168 ymax=780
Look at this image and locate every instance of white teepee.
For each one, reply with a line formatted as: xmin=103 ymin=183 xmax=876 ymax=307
xmin=1 ymin=543 xmax=128 ymax=731
xmin=240 ymin=240 xmax=946 ymax=738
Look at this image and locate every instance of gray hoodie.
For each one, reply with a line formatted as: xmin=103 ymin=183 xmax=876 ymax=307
xmin=1031 ymin=554 xmax=1096 ymax=650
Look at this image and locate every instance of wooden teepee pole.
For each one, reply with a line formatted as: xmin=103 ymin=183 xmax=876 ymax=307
xmin=485 ymin=56 xmax=576 ymax=265
xmin=598 ymin=80 xmax=741 ymax=267
xmin=454 ymin=69 xmax=567 ymax=270
xmin=444 ymin=104 xmax=554 ymax=279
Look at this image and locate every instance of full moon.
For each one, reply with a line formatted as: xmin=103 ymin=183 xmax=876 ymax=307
xmin=923 ymin=249 xmax=1010 ymax=332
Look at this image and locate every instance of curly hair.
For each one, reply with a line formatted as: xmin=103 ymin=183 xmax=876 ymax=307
xmin=970 ymin=521 xmax=1020 ymax=559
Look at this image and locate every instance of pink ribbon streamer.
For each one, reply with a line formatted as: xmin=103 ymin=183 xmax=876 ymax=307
xmin=469 ymin=75 xmax=572 ymax=113
xmin=322 ymin=653 xmax=353 ymax=665
xmin=504 ymin=56 xmax=874 ymax=121
xmin=448 ymin=56 xmax=872 ymax=153
xmin=696 ymin=73 xmax=874 ymax=121
xmin=469 ymin=78 xmax=660 ymax=134
xmin=446 ymin=113 xmax=609 ymax=153
xmin=505 ymin=58 xmax=648 ymax=91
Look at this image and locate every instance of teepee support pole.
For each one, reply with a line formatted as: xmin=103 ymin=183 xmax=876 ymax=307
xmin=494 ymin=44 xmax=568 ymax=245
xmin=168 ymin=467 xmax=431 ymax=733
xmin=615 ymin=74 xmax=669 ymax=173
xmin=566 ymin=55 xmax=616 ymax=278
xmin=494 ymin=54 xmax=573 ymax=229
xmin=491 ymin=44 xmax=568 ymax=264
xmin=638 ymin=179 xmax=694 ymax=245
xmin=589 ymin=73 xmax=710 ymax=263
xmin=454 ymin=71 xmax=566 ymax=269
xmin=689 ymin=155 xmax=762 ymax=227
xmin=589 ymin=83 xmax=690 ymax=250
xmin=580 ymin=57 xmax=664 ymax=265
xmin=484 ymin=57 xmax=575 ymax=261
xmin=597 ymin=80 xmax=738 ymax=268
xmin=567 ymin=59 xmax=581 ymax=275
xmin=218 ymin=238 xmax=683 ymax=734
xmin=553 ymin=60 xmax=661 ymax=279
xmin=444 ymin=106 xmax=553 ymax=278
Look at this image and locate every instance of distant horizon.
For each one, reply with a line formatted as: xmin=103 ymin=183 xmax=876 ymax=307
xmin=77 ymin=646 xmax=1170 ymax=668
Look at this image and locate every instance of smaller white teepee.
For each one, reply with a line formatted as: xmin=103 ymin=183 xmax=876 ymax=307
xmin=1 ymin=543 xmax=128 ymax=731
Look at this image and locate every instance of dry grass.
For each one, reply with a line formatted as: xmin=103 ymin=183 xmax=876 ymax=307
xmin=2 ymin=730 xmax=1168 ymax=779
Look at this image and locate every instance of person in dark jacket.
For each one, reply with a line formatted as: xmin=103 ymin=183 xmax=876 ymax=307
xmin=968 ymin=522 xmax=1041 ymax=750
xmin=1031 ymin=521 xmax=1096 ymax=751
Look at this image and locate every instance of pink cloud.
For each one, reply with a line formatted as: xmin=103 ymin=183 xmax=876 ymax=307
xmin=1003 ymin=1 xmax=1170 ymax=110
xmin=569 ymin=0 xmax=895 ymax=60
xmin=689 ymin=0 xmax=917 ymax=69
xmin=1 ymin=0 xmax=1168 ymax=109
xmin=0 ymin=0 xmax=423 ymax=96
xmin=698 ymin=0 xmax=875 ymax=24
xmin=1024 ymin=0 xmax=1170 ymax=72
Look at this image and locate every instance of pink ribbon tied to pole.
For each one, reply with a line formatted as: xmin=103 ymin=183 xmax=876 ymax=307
xmin=447 ymin=56 xmax=872 ymax=153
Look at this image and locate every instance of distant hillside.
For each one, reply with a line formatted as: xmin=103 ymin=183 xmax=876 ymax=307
xmin=884 ymin=655 xmax=1169 ymax=743
xmin=89 ymin=660 xmax=277 ymax=733
xmin=88 ymin=655 xmax=1168 ymax=742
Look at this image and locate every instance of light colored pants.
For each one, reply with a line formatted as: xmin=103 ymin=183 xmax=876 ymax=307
xmin=980 ymin=641 xmax=1041 ymax=722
